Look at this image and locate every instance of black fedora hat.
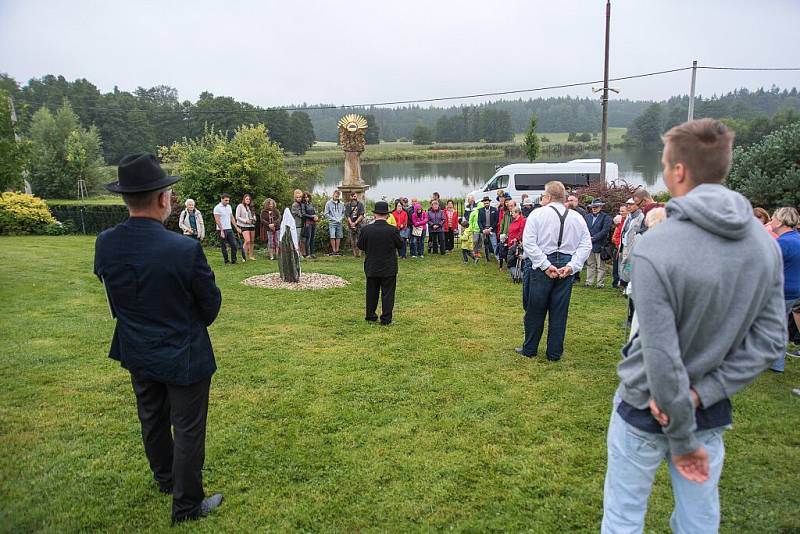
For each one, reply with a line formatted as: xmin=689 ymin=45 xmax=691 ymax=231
xmin=373 ymin=200 xmax=390 ymax=214
xmin=106 ymin=153 xmax=181 ymax=193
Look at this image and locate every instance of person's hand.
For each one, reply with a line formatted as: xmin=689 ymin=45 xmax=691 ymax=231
xmin=220 ymin=230 xmax=225 ymax=239
xmin=672 ymin=447 xmax=710 ymax=483
xmin=269 ymin=223 xmax=275 ymax=230
xmin=314 ymin=215 xmax=319 ymax=222
xmin=649 ymin=389 xmax=700 ymax=427
xmin=557 ymin=265 xmax=573 ymax=278
xmin=545 ymin=265 xmax=559 ymax=279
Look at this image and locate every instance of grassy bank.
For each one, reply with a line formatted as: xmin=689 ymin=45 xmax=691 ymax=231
xmin=0 ymin=236 xmax=797 ymax=532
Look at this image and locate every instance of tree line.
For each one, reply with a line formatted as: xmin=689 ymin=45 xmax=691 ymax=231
xmin=625 ymin=87 xmax=800 ymax=147
xmin=0 ymin=74 xmax=316 ymax=163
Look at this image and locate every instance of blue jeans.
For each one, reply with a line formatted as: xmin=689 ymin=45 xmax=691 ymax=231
xmin=602 ymin=398 xmax=726 ymax=534
xmin=521 ymin=252 xmax=573 ymax=360
xmin=411 ymin=234 xmax=425 ymax=256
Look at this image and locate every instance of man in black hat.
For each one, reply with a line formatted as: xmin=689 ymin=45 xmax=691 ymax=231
xmin=584 ymin=198 xmax=612 ymax=288
xmin=357 ymin=200 xmax=403 ymax=325
xmin=93 ymin=153 xmax=223 ymax=524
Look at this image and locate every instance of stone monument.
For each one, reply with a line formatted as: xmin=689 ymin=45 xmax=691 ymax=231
xmin=337 ymin=114 xmax=369 ymax=201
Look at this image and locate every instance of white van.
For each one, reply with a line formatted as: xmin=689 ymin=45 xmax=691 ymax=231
xmin=468 ymin=158 xmax=618 ymax=205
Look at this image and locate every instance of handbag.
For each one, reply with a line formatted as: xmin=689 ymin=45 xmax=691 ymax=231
xmin=412 ymin=226 xmax=423 ymax=237
xmin=600 ymin=242 xmax=615 ymax=262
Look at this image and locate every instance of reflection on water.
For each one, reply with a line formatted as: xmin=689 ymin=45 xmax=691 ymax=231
xmin=314 ymin=147 xmax=665 ymax=200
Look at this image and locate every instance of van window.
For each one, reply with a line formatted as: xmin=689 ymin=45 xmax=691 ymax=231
xmin=514 ymin=173 xmax=601 ymax=190
xmin=484 ymin=174 xmax=509 ymax=191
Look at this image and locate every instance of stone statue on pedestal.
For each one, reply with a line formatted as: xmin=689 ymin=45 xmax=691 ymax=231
xmin=337 ymin=114 xmax=369 ymax=201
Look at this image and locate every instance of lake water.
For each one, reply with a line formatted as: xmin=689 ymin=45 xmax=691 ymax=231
xmin=313 ymin=147 xmax=665 ymax=201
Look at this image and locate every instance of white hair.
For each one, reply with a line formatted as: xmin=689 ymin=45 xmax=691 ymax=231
xmin=185 ymin=198 xmax=195 ymax=207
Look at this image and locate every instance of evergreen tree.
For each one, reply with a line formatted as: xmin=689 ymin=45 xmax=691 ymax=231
xmin=412 ymin=125 xmax=433 ymax=145
xmin=286 ymin=111 xmax=316 ymax=155
xmin=364 ymin=114 xmax=380 ymax=144
xmin=523 ymin=114 xmax=541 ymax=162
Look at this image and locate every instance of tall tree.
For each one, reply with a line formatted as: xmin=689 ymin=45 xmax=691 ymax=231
xmin=412 ymin=125 xmax=433 ymax=145
xmin=27 ymin=101 xmax=103 ymax=198
xmin=286 ymin=111 xmax=316 ymax=155
xmin=0 ymin=90 xmax=26 ymax=191
xmin=625 ymin=103 xmax=665 ymax=147
xmin=364 ymin=114 xmax=380 ymax=144
xmin=523 ymin=113 xmax=541 ymax=162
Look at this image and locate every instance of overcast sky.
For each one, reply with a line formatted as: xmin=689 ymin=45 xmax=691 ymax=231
xmin=2 ymin=0 xmax=799 ymax=108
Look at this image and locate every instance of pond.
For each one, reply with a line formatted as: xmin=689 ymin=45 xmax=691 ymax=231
xmin=313 ymin=147 xmax=665 ymax=201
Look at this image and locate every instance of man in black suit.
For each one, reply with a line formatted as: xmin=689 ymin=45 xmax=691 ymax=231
xmin=357 ymin=201 xmax=403 ymax=325
xmin=477 ymin=196 xmax=499 ymax=261
xmin=94 ymin=153 xmax=223 ymax=524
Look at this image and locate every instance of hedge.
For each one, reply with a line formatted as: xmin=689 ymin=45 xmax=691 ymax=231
xmin=49 ymin=204 xmax=129 ymax=234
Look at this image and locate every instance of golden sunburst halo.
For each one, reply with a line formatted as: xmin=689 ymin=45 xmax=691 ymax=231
xmin=338 ymin=114 xmax=368 ymax=132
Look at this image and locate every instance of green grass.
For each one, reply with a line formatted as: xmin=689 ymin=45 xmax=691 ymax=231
xmin=0 ymin=236 xmax=797 ymax=532
xmin=46 ymin=195 xmax=125 ymax=206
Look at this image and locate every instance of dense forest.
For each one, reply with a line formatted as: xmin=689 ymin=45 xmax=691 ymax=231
xmin=2 ymin=73 xmax=799 ymax=163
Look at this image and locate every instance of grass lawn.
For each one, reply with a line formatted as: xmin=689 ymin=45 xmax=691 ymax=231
xmin=0 ymin=236 xmax=797 ymax=532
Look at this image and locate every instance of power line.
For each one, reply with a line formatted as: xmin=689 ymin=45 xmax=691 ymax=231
xmin=17 ymin=64 xmax=800 ymax=115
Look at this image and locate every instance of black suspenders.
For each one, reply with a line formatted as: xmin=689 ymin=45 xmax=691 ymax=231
xmin=549 ymin=206 xmax=568 ymax=251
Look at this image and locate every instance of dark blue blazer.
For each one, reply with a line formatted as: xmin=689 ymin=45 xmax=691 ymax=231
xmin=477 ymin=206 xmax=499 ymax=231
xmin=584 ymin=211 xmax=612 ymax=253
xmin=94 ymin=217 xmax=221 ymax=385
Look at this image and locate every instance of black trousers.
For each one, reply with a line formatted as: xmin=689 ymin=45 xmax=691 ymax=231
xmin=365 ymin=276 xmax=397 ymax=324
xmin=445 ymin=230 xmax=455 ymax=251
xmin=430 ymin=232 xmax=445 ymax=255
xmin=220 ymin=229 xmax=238 ymax=263
xmin=131 ymin=376 xmax=211 ymax=522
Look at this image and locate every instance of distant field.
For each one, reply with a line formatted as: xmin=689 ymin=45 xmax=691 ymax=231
xmin=47 ymin=196 xmax=124 ymax=206
xmin=513 ymin=127 xmax=627 ymax=145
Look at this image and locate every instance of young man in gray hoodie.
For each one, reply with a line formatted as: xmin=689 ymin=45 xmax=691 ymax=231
xmin=602 ymin=119 xmax=786 ymax=533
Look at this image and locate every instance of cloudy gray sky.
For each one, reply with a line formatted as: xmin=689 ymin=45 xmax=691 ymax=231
xmin=1 ymin=0 xmax=799 ymax=107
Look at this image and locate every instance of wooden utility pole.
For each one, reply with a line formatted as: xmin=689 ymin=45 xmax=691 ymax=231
xmin=687 ymin=60 xmax=698 ymax=121
xmin=600 ymin=0 xmax=611 ymax=182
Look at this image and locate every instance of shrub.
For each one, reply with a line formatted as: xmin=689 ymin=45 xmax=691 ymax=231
xmin=47 ymin=204 xmax=129 ymax=234
xmin=727 ymin=122 xmax=800 ymax=212
xmin=574 ymin=180 xmax=642 ymax=216
xmin=0 ymin=192 xmax=57 ymax=234
xmin=160 ymin=124 xmax=293 ymax=211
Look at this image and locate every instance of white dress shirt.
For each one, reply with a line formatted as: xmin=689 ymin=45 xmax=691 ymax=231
xmin=522 ymin=202 xmax=592 ymax=273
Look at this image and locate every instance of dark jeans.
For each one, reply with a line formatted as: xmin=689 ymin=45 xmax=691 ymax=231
xmin=411 ymin=234 xmax=425 ymax=256
xmin=461 ymin=249 xmax=474 ymax=262
xmin=612 ymin=254 xmax=620 ymax=287
xmin=366 ymin=276 xmax=397 ymax=324
xmin=398 ymin=236 xmax=408 ymax=258
xmin=430 ymin=231 xmax=445 ymax=255
xmin=521 ymin=252 xmax=574 ymax=360
xmin=220 ymin=229 xmax=238 ymax=263
xmin=303 ymin=224 xmax=316 ymax=256
xmin=131 ymin=376 xmax=211 ymax=522
xmin=445 ymin=230 xmax=455 ymax=251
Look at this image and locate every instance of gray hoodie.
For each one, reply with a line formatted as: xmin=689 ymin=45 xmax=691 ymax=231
xmin=617 ymin=183 xmax=786 ymax=456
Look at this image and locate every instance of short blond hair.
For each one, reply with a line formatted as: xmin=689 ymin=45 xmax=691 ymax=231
xmin=645 ymin=207 xmax=667 ymax=228
xmin=662 ymin=119 xmax=735 ymax=184
xmin=544 ymin=181 xmax=566 ymax=201
xmin=773 ymin=207 xmax=799 ymax=228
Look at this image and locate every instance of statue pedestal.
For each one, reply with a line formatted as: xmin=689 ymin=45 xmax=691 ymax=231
xmin=337 ymin=183 xmax=369 ymax=202
xmin=339 ymin=149 xmax=369 ymax=201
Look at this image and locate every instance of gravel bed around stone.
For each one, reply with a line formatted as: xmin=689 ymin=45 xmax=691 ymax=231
xmin=242 ymin=272 xmax=350 ymax=290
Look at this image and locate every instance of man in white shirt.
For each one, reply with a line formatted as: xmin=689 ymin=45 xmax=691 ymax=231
xmin=212 ymin=193 xmax=240 ymax=264
xmin=516 ymin=181 xmax=591 ymax=361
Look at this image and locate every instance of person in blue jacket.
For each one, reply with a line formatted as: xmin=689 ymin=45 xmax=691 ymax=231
xmin=94 ymin=153 xmax=224 ymax=524
xmin=584 ymin=198 xmax=612 ymax=287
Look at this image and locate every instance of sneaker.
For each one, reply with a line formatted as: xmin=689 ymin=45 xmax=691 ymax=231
xmin=786 ymin=348 xmax=800 ymax=358
xmin=411 ymin=255 xmax=417 ymax=258
xmin=474 ymin=256 xmax=479 ymax=264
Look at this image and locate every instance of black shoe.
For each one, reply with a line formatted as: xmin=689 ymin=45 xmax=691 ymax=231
xmin=157 ymin=482 xmax=173 ymax=494
xmin=365 ymin=317 xmax=378 ymax=323
xmin=515 ymin=347 xmax=535 ymax=358
xmin=380 ymin=321 xmax=392 ymax=326
xmin=546 ymin=357 xmax=561 ymax=363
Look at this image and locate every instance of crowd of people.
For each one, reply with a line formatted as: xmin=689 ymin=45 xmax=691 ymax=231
xmin=94 ymin=117 xmax=799 ymax=529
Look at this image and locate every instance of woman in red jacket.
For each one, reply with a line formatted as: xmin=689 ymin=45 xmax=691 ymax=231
xmin=611 ymin=204 xmax=627 ymax=288
xmin=443 ymin=200 xmax=459 ymax=253
xmin=392 ymin=199 xmax=409 ymax=258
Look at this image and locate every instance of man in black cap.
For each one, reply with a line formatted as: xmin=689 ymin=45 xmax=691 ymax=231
xmin=357 ymin=200 xmax=403 ymax=325
xmin=93 ymin=153 xmax=223 ymax=524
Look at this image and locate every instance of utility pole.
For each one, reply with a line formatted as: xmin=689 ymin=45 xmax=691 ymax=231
xmin=600 ymin=0 xmax=611 ymax=182
xmin=687 ymin=60 xmax=698 ymax=121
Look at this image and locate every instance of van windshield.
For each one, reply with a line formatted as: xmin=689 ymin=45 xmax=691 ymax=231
xmin=515 ymin=173 xmax=600 ymax=190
